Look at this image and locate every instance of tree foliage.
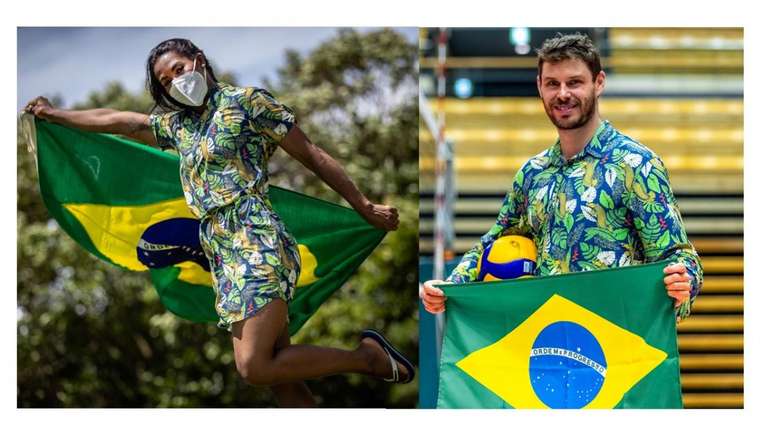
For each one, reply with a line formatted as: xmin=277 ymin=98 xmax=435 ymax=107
xmin=17 ymin=28 xmax=418 ymax=408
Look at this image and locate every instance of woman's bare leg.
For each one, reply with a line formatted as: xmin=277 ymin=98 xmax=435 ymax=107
xmin=268 ymin=323 xmax=316 ymax=407
xmin=231 ymin=299 xmax=408 ymax=389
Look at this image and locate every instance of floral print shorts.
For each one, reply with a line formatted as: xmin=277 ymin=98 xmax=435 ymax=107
xmin=199 ymin=194 xmax=300 ymax=331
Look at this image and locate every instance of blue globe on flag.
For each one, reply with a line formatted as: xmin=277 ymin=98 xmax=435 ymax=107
xmin=476 ymin=235 xmax=537 ymax=282
xmin=529 ymin=321 xmax=608 ymax=408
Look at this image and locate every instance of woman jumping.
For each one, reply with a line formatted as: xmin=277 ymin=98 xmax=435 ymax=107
xmin=25 ymin=38 xmax=414 ymax=407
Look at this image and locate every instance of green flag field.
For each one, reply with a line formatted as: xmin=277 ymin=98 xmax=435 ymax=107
xmin=436 ymin=261 xmax=682 ymax=409
xmin=23 ymin=115 xmax=385 ymax=335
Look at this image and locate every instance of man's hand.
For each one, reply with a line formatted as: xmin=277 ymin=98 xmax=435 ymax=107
xmin=664 ymin=263 xmax=692 ymax=321
xmin=420 ymin=280 xmax=448 ymax=314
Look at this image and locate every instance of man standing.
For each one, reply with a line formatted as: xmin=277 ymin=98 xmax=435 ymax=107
xmin=421 ymin=33 xmax=702 ymax=322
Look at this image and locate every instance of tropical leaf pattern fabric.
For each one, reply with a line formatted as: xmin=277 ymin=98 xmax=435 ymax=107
xmin=150 ymin=83 xmax=295 ymax=219
xmin=448 ymin=121 xmax=703 ymax=320
xmin=149 ymin=83 xmax=301 ymax=330
xmin=199 ymin=194 xmax=300 ymax=330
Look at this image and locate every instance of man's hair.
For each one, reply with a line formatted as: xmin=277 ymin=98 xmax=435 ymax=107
xmin=536 ymin=33 xmax=602 ymax=80
xmin=145 ymin=38 xmax=219 ymax=113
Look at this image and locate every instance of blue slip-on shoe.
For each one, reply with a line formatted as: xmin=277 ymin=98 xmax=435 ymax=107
xmin=361 ymin=329 xmax=416 ymax=384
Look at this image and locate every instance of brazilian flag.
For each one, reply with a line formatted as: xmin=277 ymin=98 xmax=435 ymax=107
xmin=436 ymin=261 xmax=682 ymax=408
xmin=22 ymin=115 xmax=385 ymax=335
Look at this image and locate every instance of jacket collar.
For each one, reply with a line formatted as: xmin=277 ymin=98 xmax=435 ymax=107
xmin=546 ymin=120 xmax=613 ymax=167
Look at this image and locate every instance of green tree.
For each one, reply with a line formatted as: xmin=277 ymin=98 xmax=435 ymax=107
xmin=17 ymin=28 xmax=418 ymax=408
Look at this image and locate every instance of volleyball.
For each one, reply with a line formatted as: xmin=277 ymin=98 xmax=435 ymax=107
xmin=476 ymin=235 xmax=537 ymax=281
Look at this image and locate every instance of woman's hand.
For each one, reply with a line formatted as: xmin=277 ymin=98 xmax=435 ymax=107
xmin=24 ymin=96 xmax=55 ymax=120
xmin=279 ymin=127 xmax=399 ymax=230
xmin=360 ymin=203 xmax=399 ymax=231
xmin=22 ymin=97 xmax=155 ymax=146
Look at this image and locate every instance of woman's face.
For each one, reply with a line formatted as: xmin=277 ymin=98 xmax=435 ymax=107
xmin=153 ymin=51 xmax=203 ymax=93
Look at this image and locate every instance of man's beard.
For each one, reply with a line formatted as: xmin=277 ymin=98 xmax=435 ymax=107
xmin=543 ymin=92 xmax=597 ymax=130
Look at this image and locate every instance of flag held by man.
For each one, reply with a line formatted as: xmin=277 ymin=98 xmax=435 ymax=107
xmin=436 ymin=261 xmax=682 ymax=409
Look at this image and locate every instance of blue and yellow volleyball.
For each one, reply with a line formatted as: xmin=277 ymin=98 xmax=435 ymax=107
xmin=476 ymin=235 xmax=537 ymax=281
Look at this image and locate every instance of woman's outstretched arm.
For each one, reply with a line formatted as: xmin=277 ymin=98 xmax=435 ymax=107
xmin=24 ymin=96 xmax=157 ymax=147
xmin=279 ymin=125 xmax=399 ymax=231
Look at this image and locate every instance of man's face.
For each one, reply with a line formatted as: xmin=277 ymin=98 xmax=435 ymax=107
xmin=537 ymin=58 xmax=605 ymax=130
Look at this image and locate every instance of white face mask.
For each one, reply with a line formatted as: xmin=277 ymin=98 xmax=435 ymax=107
xmin=168 ymin=57 xmax=208 ymax=107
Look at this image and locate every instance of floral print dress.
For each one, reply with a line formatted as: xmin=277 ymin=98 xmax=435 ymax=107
xmin=448 ymin=121 xmax=703 ymax=320
xmin=150 ymin=83 xmax=300 ymax=330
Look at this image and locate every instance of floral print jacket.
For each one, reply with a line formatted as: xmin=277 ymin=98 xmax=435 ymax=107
xmin=448 ymin=120 xmax=703 ymax=320
xmin=149 ymin=83 xmax=296 ymax=219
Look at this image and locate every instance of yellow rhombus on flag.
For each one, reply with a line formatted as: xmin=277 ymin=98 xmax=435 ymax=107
xmin=456 ymin=294 xmax=667 ymax=409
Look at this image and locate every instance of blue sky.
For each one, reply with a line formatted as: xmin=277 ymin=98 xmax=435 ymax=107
xmin=17 ymin=27 xmax=417 ymax=110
